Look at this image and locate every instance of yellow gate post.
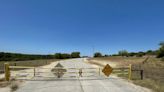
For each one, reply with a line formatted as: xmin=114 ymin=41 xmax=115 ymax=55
xmin=128 ymin=64 xmax=132 ymax=80
xmin=4 ymin=63 xmax=10 ymax=81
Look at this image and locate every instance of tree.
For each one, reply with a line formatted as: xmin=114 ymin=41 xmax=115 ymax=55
xmin=71 ymin=52 xmax=80 ymax=58
xmin=118 ymin=50 xmax=129 ymax=57
xmin=146 ymin=50 xmax=153 ymax=55
xmin=159 ymin=42 xmax=164 ymax=46
xmin=146 ymin=50 xmax=157 ymax=55
xmin=60 ymin=53 xmax=71 ymax=59
xmin=104 ymin=54 xmax=109 ymax=57
xmin=136 ymin=52 xmax=145 ymax=57
xmin=128 ymin=52 xmax=137 ymax=57
xmin=54 ymin=53 xmax=62 ymax=59
xmin=94 ymin=52 xmax=102 ymax=57
xmin=157 ymin=42 xmax=164 ymax=58
xmin=112 ymin=54 xmax=119 ymax=56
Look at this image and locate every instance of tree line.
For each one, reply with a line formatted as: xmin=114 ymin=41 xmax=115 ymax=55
xmin=94 ymin=42 xmax=164 ymax=58
xmin=94 ymin=50 xmax=157 ymax=58
xmin=0 ymin=52 xmax=80 ymax=61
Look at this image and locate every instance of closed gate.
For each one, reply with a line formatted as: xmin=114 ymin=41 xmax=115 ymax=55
xmin=4 ymin=63 xmax=132 ymax=81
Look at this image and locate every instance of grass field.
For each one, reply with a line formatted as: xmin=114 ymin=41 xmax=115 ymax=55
xmin=0 ymin=59 xmax=60 ymax=73
xmin=90 ymin=56 xmax=164 ymax=92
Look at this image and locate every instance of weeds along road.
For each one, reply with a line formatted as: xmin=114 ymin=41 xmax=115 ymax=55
xmin=16 ymin=58 xmax=151 ymax=92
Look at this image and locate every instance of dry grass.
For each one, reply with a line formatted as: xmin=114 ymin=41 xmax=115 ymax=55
xmin=91 ymin=56 xmax=145 ymax=62
xmin=0 ymin=78 xmax=23 ymax=92
xmin=91 ymin=56 xmax=146 ymax=66
xmin=0 ymin=78 xmax=9 ymax=88
xmin=132 ymin=58 xmax=164 ymax=92
xmin=0 ymin=59 xmax=60 ymax=73
xmin=133 ymin=79 xmax=164 ymax=92
xmin=87 ymin=60 xmax=104 ymax=67
xmin=90 ymin=56 xmax=164 ymax=92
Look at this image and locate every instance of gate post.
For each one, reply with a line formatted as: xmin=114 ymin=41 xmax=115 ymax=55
xmin=140 ymin=70 xmax=143 ymax=80
xmin=128 ymin=64 xmax=132 ymax=80
xmin=4 ymin=63 xmax=10 ymax=81
xmin=34 ymin=68 xmax=36 ymax=77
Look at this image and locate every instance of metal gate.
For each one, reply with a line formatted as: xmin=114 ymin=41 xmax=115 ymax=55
xmin=4 ymin=63 xmax=132 ymax=81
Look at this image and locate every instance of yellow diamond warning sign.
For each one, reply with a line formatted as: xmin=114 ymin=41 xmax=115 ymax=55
xmin=102 ymin=64 xmax=113 ymax=77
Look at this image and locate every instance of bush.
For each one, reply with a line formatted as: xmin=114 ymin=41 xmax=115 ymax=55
xmin=94 ymin=52 xmax=102 ymax=57
xmin=128 ymin=52 xmax=137 ymax=57
xmin=157 ymin=42 xmax=164 ymax=58
xmin=60 ymin=53 xmax=71 ymax=59
xmin=136 ymin=52 xmax=145 ymax=57
xmin=118 ymin=50 xmax=129 ymax=57
xmin=161 ymin=57 xmax=164 ymax=62
xmin=157 ymin=44 xmax=164 ymax=58
xmin=54 ymin=53 xmax=72 ymax=59
xmin=71 ymin=52 xmax=80 ymax=58
xmin=54 ymin=53 xmax=62 ymax=59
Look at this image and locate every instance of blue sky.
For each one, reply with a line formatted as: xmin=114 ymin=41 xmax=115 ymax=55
xmin=0 ymin=0 xmax=164 ymax=56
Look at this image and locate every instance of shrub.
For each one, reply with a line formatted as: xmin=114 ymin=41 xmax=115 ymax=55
xmin=94 ymin=52 xmax=102 ymax=57
xmin=71 ymin=52 xmax=80 ymax=58
xmin=157 ymin=42 xmax=164 ymax=58
xmin=118 ymin=50 xmax=129 ymax=57
xmin=161 ymin=57 xmax=164 ymax=62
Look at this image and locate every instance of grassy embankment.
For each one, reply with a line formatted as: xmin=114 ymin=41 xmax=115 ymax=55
xmin=89 ymin=56 xmax=164 ymax=92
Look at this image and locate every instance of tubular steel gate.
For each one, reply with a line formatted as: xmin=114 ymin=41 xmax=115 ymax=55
xmin=4 ymin=63 xmax=132 ymax=81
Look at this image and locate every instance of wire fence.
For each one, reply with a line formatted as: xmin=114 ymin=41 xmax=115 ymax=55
xmin=132 ymin=64 xmax=164 ymax=82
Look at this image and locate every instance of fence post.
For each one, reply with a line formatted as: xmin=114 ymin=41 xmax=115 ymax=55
xmin=140 ymin=70 xmax=143 ymax=80
xmin=128 ymin=64 xmax=132 ymax=80
xmin=99 ymin=68 xmax=101 ymax=76
xmin=34 ymin=68 xmax=36 ymax=77
xmin=14 ymin=63 xmax=17 ymax=66
xmin=4 ymin=63 xmax=10 ymax=81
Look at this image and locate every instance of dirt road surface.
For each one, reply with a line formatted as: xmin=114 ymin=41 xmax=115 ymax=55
xmin=15 ymin=58 xmax=151 ymax=92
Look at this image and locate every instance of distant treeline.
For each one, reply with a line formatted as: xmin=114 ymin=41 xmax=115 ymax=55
xmin=94 ymin=50 xmax=157 ymax=58
xmin=0 ymin=52 xmax=80 ymax=61
xmin=113 ymin=50 xmax=157 ymax=57
xmin=94 ymin=42 xmax=164 ymax=59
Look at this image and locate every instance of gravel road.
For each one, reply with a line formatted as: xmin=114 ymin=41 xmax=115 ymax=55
xmin=16 ymin=58 xmax=151 ymax=92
